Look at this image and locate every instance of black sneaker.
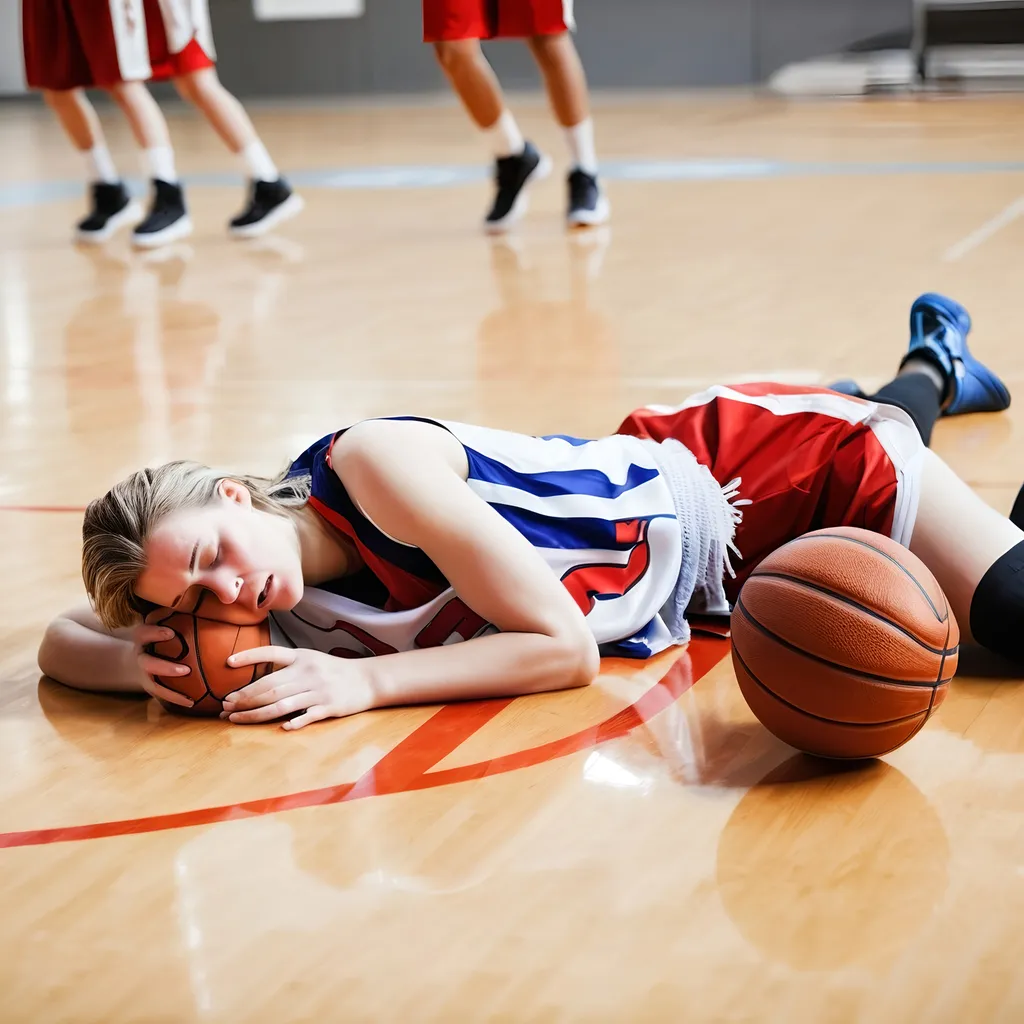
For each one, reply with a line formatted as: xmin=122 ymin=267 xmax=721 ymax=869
xmin=229 ymin=178 xmax=304 ymax=239
xmin=567 ymin=169 xmax=610 ymax=228
xmin=132 ymin=179 xmax=193 ymax=250
xmin=75 ymin=182 xmax=142 ymax=244
xmin=484 ymin=141 xmax=551 ymax=234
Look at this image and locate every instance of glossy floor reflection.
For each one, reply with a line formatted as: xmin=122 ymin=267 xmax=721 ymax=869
xmin=2 ymin=94 xmax=1024 ymax=1022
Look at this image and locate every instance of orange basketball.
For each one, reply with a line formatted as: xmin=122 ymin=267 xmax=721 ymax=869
xmin=731 ymin=527 xmax=959 ymax=759
xmin=145 ymin=592 xmax=273 ymax=717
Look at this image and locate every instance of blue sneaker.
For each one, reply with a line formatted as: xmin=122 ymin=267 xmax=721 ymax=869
xmin=903 ymin=293 xmax=1010 ymax=416
xmin=828 ymin=379 xmax=866 ymax=398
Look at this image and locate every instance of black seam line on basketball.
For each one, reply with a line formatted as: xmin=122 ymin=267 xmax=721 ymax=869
xmin=783 ymin=533 xmax=946 ymax=623
xmin=734 ymin=597 xmax=957 ymax=688
xmin=935 ymin=615 xmax=950 ymax=692
xmin=732 ymin=642 xmax=932 ymax=730
xmin=191 ymin=623 xmax=215 ymax=702
xmin=746 ymin=571 xmax=956 ymax=657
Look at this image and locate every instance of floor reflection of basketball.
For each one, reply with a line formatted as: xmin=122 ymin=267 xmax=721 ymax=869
xmin=732 ymin=528 xmax=959 ymax=759
xmin=717 ymin=757 xmax=949 ymax=970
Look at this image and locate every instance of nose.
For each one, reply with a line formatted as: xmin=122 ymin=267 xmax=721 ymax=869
xmin=208 ymin=571 xmax=243 ymax=605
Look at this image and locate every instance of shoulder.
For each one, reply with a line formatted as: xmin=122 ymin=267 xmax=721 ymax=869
xmin=330 ymin=418 xmax=468 ymax=482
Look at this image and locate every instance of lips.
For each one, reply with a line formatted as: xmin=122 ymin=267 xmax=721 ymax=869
xmin=257 ymin=574 xmax=274 ymax=608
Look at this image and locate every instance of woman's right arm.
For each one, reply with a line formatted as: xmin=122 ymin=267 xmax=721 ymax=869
xmin=38 ymin=605 xmax=192 ymax=706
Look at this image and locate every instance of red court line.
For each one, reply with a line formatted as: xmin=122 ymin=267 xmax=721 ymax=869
xmin=0 ymin=505 xmax=85 ymax=514
xmin=0 ymin=639 xmax=729 ymax=850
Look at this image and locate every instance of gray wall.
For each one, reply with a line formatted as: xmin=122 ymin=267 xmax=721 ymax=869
xmin=0 ymin=0 xmax=912 ymax=98
xmin=0 ymin=0 xmax=25 ymax=92
xmin=211 ymin=0 xmax=913 ymax=96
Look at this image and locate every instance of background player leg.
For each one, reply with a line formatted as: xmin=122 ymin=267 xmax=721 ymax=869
xmin=105 ymin=81 xmax=191 ymax=249
xmin=527 ymin=32 xmax=609 ymax=227
xmin=42 ymin=89 xmax=141 ymax=243
xmin=172 ymin=68 xmax=303 ymax=238
xmin=434 ymin=39 xmax=550 ymax=233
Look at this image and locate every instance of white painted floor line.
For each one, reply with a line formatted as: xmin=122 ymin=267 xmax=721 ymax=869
xmin=944 ymin=195 xmax=1024 ymax=262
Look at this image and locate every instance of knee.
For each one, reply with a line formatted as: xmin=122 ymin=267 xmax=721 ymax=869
xmin=42 ymin=88 xmax=69 ymax=110
xmin=527 ymin=31 xmax=568 ymax=63
xmin=173 ymin=75 xmax=200 ymax=105
xmin=174 ymin=69 xmax=220 ymax=106
xmin=434 ymin=40 xmax=479 ymax=73
xmin=105 ymin=81 xmax=136 ymax=110
xmin=969 ymin=539 xmax=1024 ymax=661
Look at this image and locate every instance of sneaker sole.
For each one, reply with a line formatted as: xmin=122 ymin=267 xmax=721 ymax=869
xmin=567 ymin=195 xmax=611 ymax=229
xmin=229 ymin=193 xmax=306 ymax=239
xmin=75 ymin=200 xmax=144 ymax=245
xmin=132 ymin=215 xmax=194 ymax=250
xmin=484 ymin=154 xmax=553 ymax=235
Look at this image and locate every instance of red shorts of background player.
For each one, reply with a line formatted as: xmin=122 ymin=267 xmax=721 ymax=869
xmin=616 ymin=383 xmax=925 ymax=603
xmin=423 ymin=0 xmax=575 ymax=42
xmin=22 ymin=0 xmax=213 ymax=91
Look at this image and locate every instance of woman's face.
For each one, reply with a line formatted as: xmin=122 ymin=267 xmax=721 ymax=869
xmin=134 ymin=480 xmax=305 ymax=616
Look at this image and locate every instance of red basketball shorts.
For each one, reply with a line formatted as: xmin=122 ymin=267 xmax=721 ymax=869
xmin=423 ymin=0 xmax=574 ymax=42
xmin=617 ymin=383 xmax=926 ymax=602
xmin=22 ymin=0 xmax=213 ymax=91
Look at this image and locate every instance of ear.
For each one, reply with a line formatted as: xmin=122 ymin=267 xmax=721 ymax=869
xmin=217 ymin=478 xmax=253 ymax=509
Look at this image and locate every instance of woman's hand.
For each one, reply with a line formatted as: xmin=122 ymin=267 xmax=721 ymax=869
xmin=220 ymin=647 xmax=375 ymax=729
xmin=132 ymin=623 xmax=194 ymax=709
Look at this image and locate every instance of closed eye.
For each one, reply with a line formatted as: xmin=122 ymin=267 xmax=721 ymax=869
xmin=208 ymin=545 xmax=222 ymax=570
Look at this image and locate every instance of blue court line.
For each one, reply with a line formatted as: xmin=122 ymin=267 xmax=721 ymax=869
xmin=3 ymin=157 xmax=1024 ymax=208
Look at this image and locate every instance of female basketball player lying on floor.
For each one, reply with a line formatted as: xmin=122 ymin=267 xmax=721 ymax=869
xmin=38 ymin=294 xmax=1024 ymax=729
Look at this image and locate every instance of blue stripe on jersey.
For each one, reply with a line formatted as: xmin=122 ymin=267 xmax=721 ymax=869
xmin=541 ymin=434 xmax=592 ymax=447
xmin=465 ymin=447 xmax=660 ymax=500
xmin=599 ymin=618 xmax=661 ymax=659
xmin=490 ymin=503 xmax=675 ymax=551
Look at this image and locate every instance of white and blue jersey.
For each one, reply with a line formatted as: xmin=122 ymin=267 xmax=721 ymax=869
xmin=269 ymin=418 xmax=684 ymax=660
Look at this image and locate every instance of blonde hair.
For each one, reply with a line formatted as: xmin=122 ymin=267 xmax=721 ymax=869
xmin=82 ymin=461 xmax=310 ymax=630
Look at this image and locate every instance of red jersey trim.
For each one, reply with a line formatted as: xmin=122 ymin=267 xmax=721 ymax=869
xmin=307 ymin=495 xmax=445 ymax=611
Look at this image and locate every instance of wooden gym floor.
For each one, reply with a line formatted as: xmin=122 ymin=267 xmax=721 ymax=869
xmin=1 ymin=92 xmax=1024 ymax=1022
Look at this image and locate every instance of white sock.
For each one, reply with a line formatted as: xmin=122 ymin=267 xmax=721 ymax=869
xmin=484 ymin=110 xmax=525 ymax=159
xmin=84 ymin=145 xmax=118 ymax=184
xmin=143 ymin=146 xmax=178 ymax=184
xmin=565 ymin=118 xmax=598 ymax=176
xmin=241 ymin=140 xmax=278 ymax=182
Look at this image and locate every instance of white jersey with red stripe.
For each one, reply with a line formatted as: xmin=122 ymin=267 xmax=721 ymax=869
xmin=272 ymin=419 xmax=687 ymax=660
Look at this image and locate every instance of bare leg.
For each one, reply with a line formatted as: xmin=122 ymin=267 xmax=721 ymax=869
xmin=43 ymin=88 xmax=103 ymax=150
xmin=173 ymin=68 xmax=257 ymax=153
xmin=434 ymin=39 xmax=506 ymax=129
xmin=102 ymin=82 xmax=189 ymax=247
xmin=172 ymin=68 xmax=299 ymax=235
xmin=526 ymin=32 xmax=589 ymax=128
xmin=42 ymin=88 xmax=141 ymax=240
xmin=910 ymin=448 xmax=1024 ymax=645
xmin=526 ymin=32 xmax=606 ymax=225
xmin=105 ymin=80 xmax=172 ymax=149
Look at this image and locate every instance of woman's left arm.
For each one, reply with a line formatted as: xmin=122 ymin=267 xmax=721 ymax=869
xmin=223 ymin=419 xmax=601 ymax=728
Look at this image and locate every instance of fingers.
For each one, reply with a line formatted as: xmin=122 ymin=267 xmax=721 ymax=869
xmin=142 ymin=677 xmax=194 ymax=708
xmin=226 ymin=646 xmax=296 ymax=670
xmin=223 ymin=691 xmax=316 ymax=725
xmin=222 ymin=674 xmax=306 ymax=712
xmin=135 ymin=625 xmax=176 ymax=645
xmin=138 ymin=653 xmax=189 ymax=679
xmin=281 ymin=706 xmax=330 ymax=731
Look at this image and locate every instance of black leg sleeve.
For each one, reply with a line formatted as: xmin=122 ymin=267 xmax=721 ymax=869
xmin=868 ymin=373 xmax=942 ymax=447
xmin=970 ymin=540 xmax=1024 ymax=664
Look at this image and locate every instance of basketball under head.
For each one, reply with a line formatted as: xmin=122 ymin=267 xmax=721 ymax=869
xmin=731 ymin=526 xmax=960 ymax=759
xmin=145 ymin=610 xmax=273 ymax=717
